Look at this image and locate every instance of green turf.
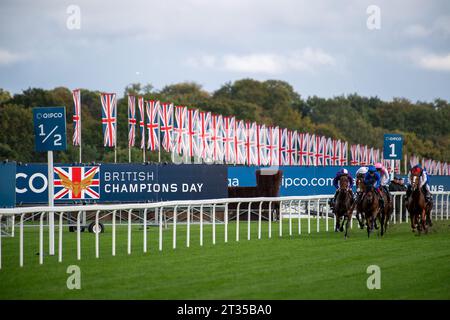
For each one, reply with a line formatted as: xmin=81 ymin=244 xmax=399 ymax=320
xmin=0 ymin=217 xmax=449 ymax=299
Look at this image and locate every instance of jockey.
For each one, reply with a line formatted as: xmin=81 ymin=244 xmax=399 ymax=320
xmin=354 ymin=166 xmax=368 ymax=203
xmin=375 ymin=162 xmax=391 ymax=202
xmin=363 ymin=165 xmax=384 ymax=207
xmin=329 ymin=168 xmax=354 ymax=209
xmin=406 ymin=164 xmax=432 ymax=203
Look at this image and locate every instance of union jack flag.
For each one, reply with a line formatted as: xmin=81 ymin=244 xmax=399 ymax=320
xmin=198 ymin=111 xmax=212 ymax=160
xmin=279 ymin=128 xmax=288 ymax=165
xmin=340 ymin=141 xmax=348 ymax=165
xmin=72 ymin=89 xmax=81 ymax=146
xmin=174 ymin=106 xmax=187 ymax=155
xmin=211 ymin=114 xmax=224 ymax=162
xmin=100 ymin=93 xmax=117 ymax=147
xmin=267 ymin=126 xmax=279 ymax=166
xmin=54 ymin=166 xmax=100 ymax=200
xmin=330 ymin=139 xmax=340 ymax=165
xmin=297 ymin=133 xmax=307 ymax=166
xmin=185 ymin=108 xmax=199 ymax=158
xmin=286 ymin=130 xmax=297 ymax=166
xmin=350 ymin=144 xmax=359 ymax=165
xmin=307 ymin=134 xmax=315 ymax=166
xmin=314 ymin=135 xmax=325 ymax=166
xmin=246 ymin=122 xmax=258 ymax=166
xmin=128 ymin=95 xmax=136 ymax=147
xmin=138 ymin=97 xmax=145 ymax=150
xmin=223 ymin=116 xmax=236 ymax=163
xmin=258 ymin=125 xmax=268 ymax=166
xmin=235 ymin=120 xmax=247 ymax=165
xmin=146 ymin=100 xmax=160 ymax=151
xmin=159 ymin=103 xmax=174 ymax=152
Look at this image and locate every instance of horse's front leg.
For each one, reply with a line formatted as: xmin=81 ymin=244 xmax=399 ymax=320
xmin=335 ymin=216 xmax=340 ymax=232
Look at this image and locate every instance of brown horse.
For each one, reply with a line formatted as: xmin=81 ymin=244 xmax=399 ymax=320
xmin=361 ymin=185 xmax=381 ymax=238
xmin=379 ymin=187 xmax=393 ymax=236
xmin=352 ymin=174 xmax=366 ymax=229
xmin=334 ymin=175 xmax=354 ymax=239
xmin=406 ymin=175 xmax=431 ymax=234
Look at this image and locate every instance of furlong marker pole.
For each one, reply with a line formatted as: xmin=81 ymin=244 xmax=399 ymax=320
xmin=48 ymin=150 xmax=55 ymax=256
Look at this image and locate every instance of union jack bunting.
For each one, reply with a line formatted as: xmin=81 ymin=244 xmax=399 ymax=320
xmin=198 ymin=111 xmax=212 ymax=160
xmin=350 ymin=144 xmax=359 ymax=165
xmin=223 ymin=116 xmax=236 ymax=163
xmin=278 ymin=128 xmax=288 ymax=165
xmin=314 ymin=135 xmax=325 ymax=166
xmin=127 ymin=95 xmax=136 ymax=148
xmin=72 ymin=89 xmax=81 ymax=146
xmin=340 ymin=141 xmax=348 ymax=165
xmin=146 ymin=100 xmax=160 ymax=151
xmin=159 ymin=103 xmax=174 ymax=152
xmin=330 ymin=139 xmax=340 ymax=165
xmin=256 ymin=124 xmax=269 ymax=166
xmin=286 ymin=130 xmax=297 ymax=166
xmin=185 ymin=108 xmax=199 ymax=158
xmin=297 ymin=133 xmax=307 ymax=166
xmin=174 ymin=106 xmax=187 ymax=155
xmin=245 ymin=122 xmax=258 ymax=166
xmin=267 ymin=126 xmax=279 ymax=166
xmin=235 ymin=120 xmax=247 ymax=165
xmin=54 ymin=166 xmax=100 ymax=200
xmin=307 ymin=134 xmax=316 ymax=166
xmin=324 ymin=137 xmax=333 ymax=166
xmin=100 ymin=93 xmax=117 ymax=147
xmin=211 ymin=114 xmax=224 ymax=162
xmin=138 ymin=97 xmax=145 ymax=149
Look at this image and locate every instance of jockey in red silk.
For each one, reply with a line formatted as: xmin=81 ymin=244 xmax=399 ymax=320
xmin=406 ymin=164 xmax=432 ymax=203
xmin=329 ymin=168 xmax=354 ymax=209
xmin=375 ymin=162 xmax=392 ymax=202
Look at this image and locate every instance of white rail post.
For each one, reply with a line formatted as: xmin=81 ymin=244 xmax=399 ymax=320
xmin=400 ymin=195 xmax=403 ymax=223
xmin=236 ymin=202 xmax=241 ymax=242
xmin=447 ymin=194 xmax=449 ymax=220
xmin=325 ymin=199 xmax=329 ymax=232
xmin=76 ymin=211 xmax=81 ymax=261
xmin=279 ymin=201 xmax=283 ymax=237
xmin=393 ymin=194 xmax=397 ymax=224
xmin=173 ymin=206 xmax=177 ymax=250
xmin=20 ymin=213 xmax=25 ymax=267
xmin=40 ymin=212 xmax=47 ymax=265
xmin=316 ymin=199 xmax=320 ymax=232
xmin=200 ymin=204 xmax=203 ymax=246
xmin=212 ymin=204 xmax=216 ymax=245
xmin=112 ymin=210 xmax=116 ymax=256
xmin=298 ymin=200 xmax=302 ymax=235
xmin=95 ymin=210 xmax=100 ymax=258
xmin=308 ymin=200 xmax=311 ymax=234
xmin=268 ymin=201 xmax=272 ymax=239
xmin=248 ymin=202 xmax=252 ymax=240
xmin=160 ymin=207 xmax=164 ymax=251
xmin=405 ymin=198 xmax=409 ymax=223
xmin=143 ymin=208 xmax=148 ymax=253
xmin=58 ymin=212 xmax=63 ymax=263
xmin=187 ymin=205 xmax=191 ymax=247
xmin=127 ymin=209 xmax=132 ymax=255
xmin=225 ymin=203 xmax=229 ymax=243
xmin=289 ymin=200 xmax=293 ymax=236
xmin=0 ymin=215 xmax=2 ymax=269
xmin=258 ymin=201 xmax=263 ymax=239
xmin=441 ymin=194 xmax=444 ymax=220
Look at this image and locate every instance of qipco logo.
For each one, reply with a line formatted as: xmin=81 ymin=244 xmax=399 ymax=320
xmin=16 ymin=173 xmax=48 ymax=194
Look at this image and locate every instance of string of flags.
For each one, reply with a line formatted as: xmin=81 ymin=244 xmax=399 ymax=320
xmin=71 ymin=89 xmax=449 ymax=175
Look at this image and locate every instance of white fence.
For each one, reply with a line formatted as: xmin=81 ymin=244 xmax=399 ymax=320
xmin=0 ymin=191 xmax=449 ymax=269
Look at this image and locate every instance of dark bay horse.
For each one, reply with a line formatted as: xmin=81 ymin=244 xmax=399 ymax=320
xmin=361 ymin=185 xmax=380 ymax=238
xmin=352 ymin=174 xmax=366 ymax=229
xmin=406 ymin=175 xmax=431 ymax=234
xmin=379 ymin=187 xmax=393 ymax=236
xmin=334 ymin=175 xmax=354 ymax=238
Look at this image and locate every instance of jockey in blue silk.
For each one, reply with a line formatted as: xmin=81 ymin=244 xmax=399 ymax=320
xmin=364 ymin=165 xmax=384 ymax=207
xmin=329 ymin=168 xmax=354 ymax=209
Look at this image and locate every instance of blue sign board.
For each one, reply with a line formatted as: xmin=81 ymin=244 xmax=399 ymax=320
xmin=0 ymin=162 xmax=16 ymax=208
xmin=33 ymin=107 xmax=67 ymax=152
xmin=383 ymin=134 xmax=403 ymax=160
xmin=15 ymin=164 xmax=227 ymax=204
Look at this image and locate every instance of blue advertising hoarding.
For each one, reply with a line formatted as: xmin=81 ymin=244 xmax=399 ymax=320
xmin=228 ymin=165 xmax=450 ymax=196
xmin=16 ymin=164 xmax=227 ymax=204
xmin=0 ymin=162 xmax=16 ymax=208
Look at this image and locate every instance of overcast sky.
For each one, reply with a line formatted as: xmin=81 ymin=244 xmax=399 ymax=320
xmin=0 ymin=0 xmax=449 ymax=101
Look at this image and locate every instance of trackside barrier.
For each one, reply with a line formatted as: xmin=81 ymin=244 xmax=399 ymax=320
xmin=0 ymin=192 xmax=449 ymax=269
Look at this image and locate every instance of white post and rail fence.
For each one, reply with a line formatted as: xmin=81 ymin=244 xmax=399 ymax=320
xmin=0 ymin=191 xmax=449 ymax=269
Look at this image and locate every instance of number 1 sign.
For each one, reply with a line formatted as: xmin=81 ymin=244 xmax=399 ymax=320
xmin=383 ymin=134 xmax=403 ymax=160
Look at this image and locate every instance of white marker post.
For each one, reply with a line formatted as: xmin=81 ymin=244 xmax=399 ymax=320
xmin=48 ymin=150 xmax=55 ymax=255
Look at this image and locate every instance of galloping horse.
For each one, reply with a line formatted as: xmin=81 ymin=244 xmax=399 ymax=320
xmin=361 ymin=185 xmax=380 ymax=238
xmin=334 ymin=175 xmax=354 ymax=238
xmin=353 ymin=174 xmax=366 ymax=229
xmin=406 ymin=175 xmax=431 ymax=234
xmin=378 ymin=187 xmax=393 ymax=236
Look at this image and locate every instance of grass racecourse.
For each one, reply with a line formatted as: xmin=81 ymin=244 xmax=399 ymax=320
xmin=0 ymin=218 xmax=449 ymax=299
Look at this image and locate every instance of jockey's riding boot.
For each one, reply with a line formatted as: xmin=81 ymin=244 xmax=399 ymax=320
xmin=384 ymin=186 xmax=391 ymax=203
xmin=422 ymin=185 xmax=433 ymax=204
xmin=377 ymin=189 xmax=384 ymax=209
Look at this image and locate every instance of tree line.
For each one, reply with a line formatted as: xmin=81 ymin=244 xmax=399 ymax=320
xmin=0 ymin=79 xmax=449 ymax=165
